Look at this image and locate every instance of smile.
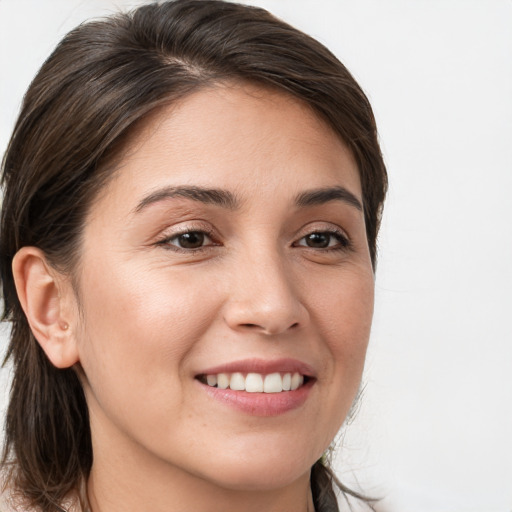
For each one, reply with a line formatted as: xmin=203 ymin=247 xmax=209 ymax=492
xmin=198 ymin=372 xmax=306 ymax=393
xmin=195 ymin=359 xmax=315 ymax=415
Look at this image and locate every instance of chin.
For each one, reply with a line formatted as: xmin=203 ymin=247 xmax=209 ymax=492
xmin=194 ymin=439 xmax=319 ymax=492
xmin=208 ymin=462 xmax=311 ymax=492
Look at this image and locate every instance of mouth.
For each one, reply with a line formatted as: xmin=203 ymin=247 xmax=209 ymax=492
xmin=194 ymin=359 xmax=315 ymax=416
xmin=196 ymin=371 xmax=312 ymax=393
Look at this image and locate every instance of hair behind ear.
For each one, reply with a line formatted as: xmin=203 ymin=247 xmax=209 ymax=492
xmin=310 ymin=460 xmax=378 ymax=511
xmin=2 ymin=319 xmax=91 ymax=511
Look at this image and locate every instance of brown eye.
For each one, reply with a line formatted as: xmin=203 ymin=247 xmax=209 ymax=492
xmin=304 ymin=232 xmax=330 ymax=248
xmin=168 ymin=231 xmax=210 ymax=249
xmin=296 ymin=231 xmax=349 ymax=250
xmin=176 ymin=232 xmax=205 ymax=248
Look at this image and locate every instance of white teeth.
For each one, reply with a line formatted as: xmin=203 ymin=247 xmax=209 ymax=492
xmin=230 ymin=372 xmax=245 ymax=391
xmin=206 ymin=374 xmax=217 ymax=387
xmin=290 ymin=372 xmax=302 ymax=391
xmin=203 ymin=371 xmax=306 ymax=393
xmin=217 ymin=373 xmax=229 ymax=389
xmin=263 ymin=373 xmax=283 ymax=393
xmin=245 ymin=373 xmax=264 ymax=393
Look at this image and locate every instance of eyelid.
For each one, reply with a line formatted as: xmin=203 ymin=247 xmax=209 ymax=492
xmin=154 ymin=221 xmax=351 ymax=253
xmin=293 ymin=224 xmax=351 ymax=250
xmin=155 ymin=222 xmax=219 ymax=251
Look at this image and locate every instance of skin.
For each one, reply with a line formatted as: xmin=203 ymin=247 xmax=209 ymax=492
xmin=14 ymin=83 xmax=374 ymax=512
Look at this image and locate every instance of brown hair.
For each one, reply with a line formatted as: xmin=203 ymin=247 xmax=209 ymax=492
xmin=0 ymin=1 xmax=387 ymax=510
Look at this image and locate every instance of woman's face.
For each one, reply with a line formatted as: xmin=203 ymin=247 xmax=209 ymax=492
xmin=71 ymin=83 xmax=374 ymax=491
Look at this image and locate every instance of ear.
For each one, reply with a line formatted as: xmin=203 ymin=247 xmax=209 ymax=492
xmin=12 ymin=246 xmax=79 ymax=369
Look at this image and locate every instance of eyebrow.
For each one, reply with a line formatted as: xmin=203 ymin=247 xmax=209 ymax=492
xmin=295 ymin=186 xmax=363 ymax=211
xmin=134 ymin=184 xmax=363 ymax=214
xmin=134 ymin=185 xmax=240 ymax=213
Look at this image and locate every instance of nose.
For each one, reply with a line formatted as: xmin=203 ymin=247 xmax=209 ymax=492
xmin=222 ymin=250 xmax=309 ymax=336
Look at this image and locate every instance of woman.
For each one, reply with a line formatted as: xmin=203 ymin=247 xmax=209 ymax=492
xmin=0 ymin=1 xmax=387 ymax=511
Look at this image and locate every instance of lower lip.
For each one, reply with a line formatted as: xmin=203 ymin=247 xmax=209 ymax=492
xmin=198 ymin=379 xmax=314 ymax=417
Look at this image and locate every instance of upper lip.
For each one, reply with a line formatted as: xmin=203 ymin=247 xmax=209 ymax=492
xmin=196 ymin=358 xmax=316 ymax=378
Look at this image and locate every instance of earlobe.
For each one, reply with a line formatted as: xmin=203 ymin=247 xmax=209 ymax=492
xmin=12 ymin=247 xmax=79 ymax=369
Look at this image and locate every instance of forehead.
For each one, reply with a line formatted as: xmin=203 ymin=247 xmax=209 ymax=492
xmin=90 ymin=83 xmax=362 ymax=217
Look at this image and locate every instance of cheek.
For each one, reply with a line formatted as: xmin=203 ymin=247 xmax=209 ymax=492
xmin=74 ymin=258 xmax=222 ymax=409
xmin=309 ymin=264 xmax=374 ymax=358
xmin=80 ymin=255 xmax=216 ymax=338
xmin=335 ymin=279 xmax=373 ymax=384
xmin=307 ymin=265 xmax=374 ymax=430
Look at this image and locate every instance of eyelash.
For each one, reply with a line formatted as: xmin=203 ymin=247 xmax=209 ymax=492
xmin=156 ymin=226 xmax=218 ymax=253
xmin=293 ymin=228 xmax=351 ymax=252
xmin=156 ymin=227 xmax=351 ymax=253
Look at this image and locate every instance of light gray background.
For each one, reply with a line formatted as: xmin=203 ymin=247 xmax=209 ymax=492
xmin=1 ymin=1 xmax=511 ymax=511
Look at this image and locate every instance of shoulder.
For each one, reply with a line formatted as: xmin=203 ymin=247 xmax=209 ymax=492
xmin=0 ymin=473 xmax=84 ymax=512
xmin=0 ymin=491 xmax=83 ymax=512
xmin=0 ymin=489 xmax=20 ymax=512
xmin=0 ymin=473 xmax=14 ymax=512
xmin=0 ymin=487 xmax=31 ymax=512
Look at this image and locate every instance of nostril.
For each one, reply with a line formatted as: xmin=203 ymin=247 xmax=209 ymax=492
xmin=241 ymin=323 xmax=258 ymax=329
xmin=239 ymin=321 xmax=300 ymax=334
xmin=223 ymin=294 xmax=309 ymax=336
